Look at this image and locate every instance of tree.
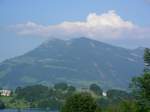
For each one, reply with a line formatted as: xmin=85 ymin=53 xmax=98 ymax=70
xmin=15 ymin=87 xmax=22 ymax=95
xmin=144 ymin=48 xmax=150 ymax=72
xmin=15 ymin=84 xmax=49 ymax=102
xmin=38 ymin=99 xmax=62 ymax=110
xmin=119 ymin=100 xmax=138 ymax=112
xmin=131 ymin=48 xmax=150 ymax=112
xmin=89 ymin=84 xmax=102 ymax=96
xmin=131 ymin=72 xmax=150 ymax=111
xmin=67 ymin=86 xmax=76 ymax=93
xmin=105 ymin=100 xmax=138 ymax=112
xmin=0 ymin=100 xmax=5 ymax=109
xmin=144 ymin=48 xmax=150 ymax=67
xmin=61 ymin=92 xmax=101 ymax=112
xmin=54 ymin=82 xmax=68 ymax=91
xmin=107 ymin=89 xmax=131 ymax=102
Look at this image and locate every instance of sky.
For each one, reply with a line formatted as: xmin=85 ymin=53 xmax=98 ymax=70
xmin=0 ymin=0 xmax=150 ymax=62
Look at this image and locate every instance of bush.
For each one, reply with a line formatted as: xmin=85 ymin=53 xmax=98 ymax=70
xmin=61 ymin=92 xmax=101 ymax=112
xmin=38 ymin=99 xmax=62 ymax=110
xmin=0 ymin=100 xmax=5 ymax=109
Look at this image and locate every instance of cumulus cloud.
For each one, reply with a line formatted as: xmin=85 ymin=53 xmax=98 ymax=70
xmin=10 ymin=10 xmax=150 ymax=43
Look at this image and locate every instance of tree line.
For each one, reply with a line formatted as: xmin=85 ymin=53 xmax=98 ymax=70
xmin=0 ymin=82 xmax=132 ymax=111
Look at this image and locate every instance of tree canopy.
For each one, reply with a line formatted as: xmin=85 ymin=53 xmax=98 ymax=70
xmin=61 ymin=92 xmax=101 ymax=112
xmin=89 ymin=84 xmax=102 ymax=96
xmin=0 ymin=100 xmax=5 ymax=109
xmin=54 ymin=82 xmax=68 ymax=91
xmin=144 ymin=48 xmax=150 ymax=66
xmin=131 ymin=48 xmax=150 ymax=112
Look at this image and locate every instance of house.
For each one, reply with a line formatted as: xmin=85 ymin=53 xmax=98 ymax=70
xmin=102 ymin=92 xmax=107 ymax=97
xmin=0 ymin=90 xmax=11 ymax=96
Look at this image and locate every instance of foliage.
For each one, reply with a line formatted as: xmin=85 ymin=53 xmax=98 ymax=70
xmin=15 ymin=84 xmax=49 ymax=102
xmin=54 ymin=82 xmax=68 ymax=91
xmin=67 ymin=86 xmax=76 ymax=93
xmin=131 ymin=72 xmax=150 ymax=111
xmin=119 ymin=100 xmax=138 ymax=112
xmin=89 ymin=84 xmax=102 ymax=96
xmin=96 ymin=89 xmax=135 ymax=111
xmin=131 ymin=48 xmax=150 ymax=112
xmin=12 ymin=83 xmax=76 ymax=110
xmin=0 ymin=100 xmax=5 ymax=109
xmin=61 ymin=92 xmax=101 ymax=112
xmin=38 ymin=99 xmax=62 ymax=110
xmin=144 ymin=48 xmax=150 ymax=67
xmin=100 ymin=100 xmax=138 ymax=112
xmin=0 ymin=82 xmax=146 ymax=112
xmin=107 ymin=89 xmax=131 ymax=102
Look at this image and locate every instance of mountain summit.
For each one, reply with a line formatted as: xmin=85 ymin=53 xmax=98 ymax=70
xmin=0 ymin=37 xmax=144 ymax=89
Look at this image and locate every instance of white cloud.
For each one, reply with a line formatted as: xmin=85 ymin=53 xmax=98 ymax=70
xmin=10 ymin=10 xmax=150 ymax=43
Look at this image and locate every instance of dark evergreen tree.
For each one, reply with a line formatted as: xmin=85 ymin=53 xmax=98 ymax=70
xmin=144 ymin=48 xmax=150 ymax=66
xmin=131 ymin=48 xmax=150 ymax=112
xmin=144 ymin=48 xmax=150 ymax=72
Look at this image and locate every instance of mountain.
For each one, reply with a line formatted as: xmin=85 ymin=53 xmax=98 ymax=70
xmin=0 ymin=37 xmax=144 ymax=89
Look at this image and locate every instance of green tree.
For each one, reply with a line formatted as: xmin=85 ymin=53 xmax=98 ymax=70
xmin=131 ymin=72 xmax=150 ymax=111
xmin=89 ymin=84 xmax=102 ymax=96
xmin=54 ymin=82 xmax=68 ymax=91
xmin=61 ymin=92 xmax=101 ymax=112
xmin=15 ymin=84 xmax=49 ymax=102
xmin=67 ymin=86 xmax=76 ymax=93
xmin=104 ymin=100 xmax=138 ymax=112
xmin=119 ymin=100 xmax=138 ymax=112
xmin=131 ymin=48 xmax=150 ymax=112
xmin=38 ymin=99 xmax=62 ymax=110
xmin=144 ymin=48 xmax=150 ymax=67
xmin=107 ymin=89 xmax=131 ymax=102
xmin=0 ymin=100 xmax=5 ymax=109
xmin=144 ymin=48 xmax=150 ymax=73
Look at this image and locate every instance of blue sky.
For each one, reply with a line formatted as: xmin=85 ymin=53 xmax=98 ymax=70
xmin=0 ymin=0 xmax=150 ymax=62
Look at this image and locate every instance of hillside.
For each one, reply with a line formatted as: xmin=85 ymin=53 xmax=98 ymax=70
xmin=0 ymin=37 xmax=144 ymax=89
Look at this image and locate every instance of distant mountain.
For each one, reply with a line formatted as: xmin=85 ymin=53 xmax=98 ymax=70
xmin=0 ymin=37 xmax=144 ymax=89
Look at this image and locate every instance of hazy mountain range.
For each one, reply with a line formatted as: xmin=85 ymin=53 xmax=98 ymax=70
xmin=0 ymin=37 xmax=144 ymax=90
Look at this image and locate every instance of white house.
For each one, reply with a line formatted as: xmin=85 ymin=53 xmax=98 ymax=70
xmin=102 ymin=92 xmax=107 ymax=97
xmin=0 ymin=90 xmax=11 ymax=96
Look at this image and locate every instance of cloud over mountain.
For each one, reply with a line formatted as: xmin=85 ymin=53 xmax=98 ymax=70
xmin=10 ymin=10 xmax=150 ymax=44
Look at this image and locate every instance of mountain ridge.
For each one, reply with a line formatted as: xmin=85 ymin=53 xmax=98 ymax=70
xmin=0 ymin=37 xmax=144 ymax=90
